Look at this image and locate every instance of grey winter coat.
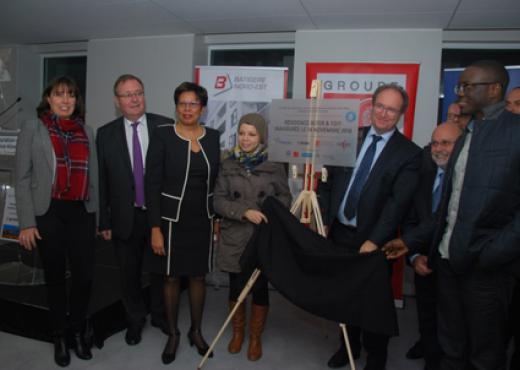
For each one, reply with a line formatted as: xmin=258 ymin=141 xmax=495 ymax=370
xmin=214 ymin=157 xmax=292 ymax=273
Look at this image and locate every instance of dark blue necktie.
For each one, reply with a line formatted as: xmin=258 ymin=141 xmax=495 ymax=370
xmin=344 ymin=134 xmax=382 ymax=220
xmin=431 ymin=171 xmax=444 ymax=213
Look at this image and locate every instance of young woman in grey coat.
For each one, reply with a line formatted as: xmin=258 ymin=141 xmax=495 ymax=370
xmin=213 ymin=113 xmax=291 ymax=361
xmin=15 ymin=76 xmax=98 ymax=367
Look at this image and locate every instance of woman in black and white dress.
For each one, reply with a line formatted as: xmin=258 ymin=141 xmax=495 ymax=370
xmin=145 ymin=82 xmax=220 ymax=364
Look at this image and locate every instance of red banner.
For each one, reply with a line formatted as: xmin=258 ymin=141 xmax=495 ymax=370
xmin=306 ymin=62 xmax=420 ymax=140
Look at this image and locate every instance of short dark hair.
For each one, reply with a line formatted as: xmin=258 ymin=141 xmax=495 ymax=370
xmin=36 ymin=76 xmax=84 ymax=119
xmin=113 ymin=74 xmax=145 ymax=96
xmin=469 ymin=60 xmax=509 ymax=98
xmin=174 ymin=82 xmax=208 ymax=107
xmin=371 ymin=83 xmax=409 ymax=113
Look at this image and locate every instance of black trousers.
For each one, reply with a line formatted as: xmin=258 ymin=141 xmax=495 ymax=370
xmin=113 ymin=208 xmax=164 ymax=325
xmin=329 ymin=220 xmax=391 ymax=369
xmin=437 ymin=258 xmax=512 ymax=370
xmin=510 ymin=280 xmax=520 ymax=370
xmin=36 ymin=200 xmax=95 ymax=333
xmin=228 ymin=271 xmax=269 ymax=306
xmin=414 ymin=270 xmax=441 ymax=368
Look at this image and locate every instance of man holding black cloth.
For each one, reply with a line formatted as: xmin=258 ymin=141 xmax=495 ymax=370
xmin=384 ymin=60 xmax=520 ymax=370
xmin=318 ymin=83 xmax=421 ymax=370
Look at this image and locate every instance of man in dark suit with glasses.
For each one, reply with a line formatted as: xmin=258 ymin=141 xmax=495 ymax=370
xmin=319 ymin=83 xmax=421 ymax=370
xmin=97 ymin=74 xmax=172 ymax=345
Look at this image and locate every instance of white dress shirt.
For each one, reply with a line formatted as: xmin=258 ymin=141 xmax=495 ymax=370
xmin=124 ymin=114 xmax=149 ymax=170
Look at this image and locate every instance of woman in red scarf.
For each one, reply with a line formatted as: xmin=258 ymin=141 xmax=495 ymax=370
xmin=15 ymin=76 xmax=98 ymax=367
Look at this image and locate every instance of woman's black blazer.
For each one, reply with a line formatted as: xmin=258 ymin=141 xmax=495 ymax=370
xmin=145 ymin=123 xmax=220 ymax=227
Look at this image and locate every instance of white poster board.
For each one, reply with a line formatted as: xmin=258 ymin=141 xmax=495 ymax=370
xmin=269 ymin=99 xmax=360 ymax=167
xmin=0 ymin=135 xmax=17 ymax=155
xmin=195 ymin=66 xmax=288 ymax=150
xmin=1 ymin=187 xmax=19 ymax=241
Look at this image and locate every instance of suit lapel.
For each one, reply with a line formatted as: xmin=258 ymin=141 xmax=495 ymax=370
xmin=422 ymin=159 xmax=437 ymax=214
xmin=341 ymin=126 xmax=370 ymax=192
xmin=443 ymin=129 xmax=467 ymax=192
xmin=145 ymin=113 xmax=155 ymax=137
xmin=39 ymin=122 xmax=54 ymax=170
xmin=115 ymin=118 xmax=134 ymax=179
xmin=362 ymin=130 xmax=401 ymax=191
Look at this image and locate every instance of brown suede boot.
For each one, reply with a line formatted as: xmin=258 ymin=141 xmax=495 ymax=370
xmin=228 ymin=300 xmax=246 ymax=354
xmin=247 ymin=304 xmax=268 ymax=361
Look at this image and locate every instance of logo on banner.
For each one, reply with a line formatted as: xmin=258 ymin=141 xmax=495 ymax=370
xmin=212 ymin=73 xmax=269 ymax=97
xmin=214 ymin=74 xmax=233 ymax=96
xmin=345 ymin=111 xmax=357 ymax=122
xmin=319 ymin=74 xmax=405 ymax=95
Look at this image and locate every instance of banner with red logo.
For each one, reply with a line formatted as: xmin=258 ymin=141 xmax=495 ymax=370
xmin=306 ymin=62 xmax=421 ymax=308
xmin=195 ymin=66 xmax=288 ymax=149
xmin=306 ymin=62 xmax=420 ymax=140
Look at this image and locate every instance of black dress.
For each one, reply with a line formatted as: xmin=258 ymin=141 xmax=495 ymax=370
xmin=144 ymin=124 xmax=220 ymax=277
xmin=161 ymin=150 xmax=212 ymax=277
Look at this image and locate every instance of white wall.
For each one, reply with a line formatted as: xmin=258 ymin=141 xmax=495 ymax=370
xmin=16 ymin=46 xmax=41 ymax=125
xmin=293 ymin=29 xmax=443 ymax=146
xmin=85 ymin=34 xmax=197 ymax=130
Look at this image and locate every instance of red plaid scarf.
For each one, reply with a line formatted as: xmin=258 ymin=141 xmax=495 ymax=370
xmin=41 ymin=113 xmax=90 ymax=200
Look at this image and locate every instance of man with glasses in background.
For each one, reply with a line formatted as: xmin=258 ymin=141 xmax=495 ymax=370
xmin=97 ymin=74 xmax=172 ymax=345
xmin=506 ymin=86 xmax=520 ymax=115
xmin=446 ymin=102 xmax=471 ymax=130
xmin=384 ymin=60 xmax=520 ymax=370
xmin=319 ymin=83 xmax=421 ymax=370
xmin=404 ymin=122 xmax=462 ymax=370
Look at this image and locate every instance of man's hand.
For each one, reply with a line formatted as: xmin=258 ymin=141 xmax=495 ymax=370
xmin=100 ymin=229 xmax=112 ymax=241
xmin=382 ymin=238 xmax=409 ymax=260
xmin=151 ymin=227 xmax=165 ymax=256
xmin=359 ymin=240 xmax=378 ymax=253
xmin=413 ymin=255 xmax=433 ymax=276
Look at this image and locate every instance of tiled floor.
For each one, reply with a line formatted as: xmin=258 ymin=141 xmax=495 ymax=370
xmin=0 ymin=285 xmax=429 ymax=370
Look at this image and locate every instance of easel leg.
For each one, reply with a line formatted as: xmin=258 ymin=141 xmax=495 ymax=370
xmin=197 ymin=269 xmax=262 ymax=370
xmin=340 ymin=323 xmax=356 ymax=370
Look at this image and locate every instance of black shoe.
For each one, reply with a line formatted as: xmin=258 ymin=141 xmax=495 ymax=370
xmin=151 ymin=318 xmax=169 ymax=336
xmin=72 ymin=333 xmax=92 ymax=360
xmin=187 ymin=328 xmax=213 ymax=357
xmin=53 ymin=335 xmax=70 ymax=367
xmin=511 ymin=350 xmax=519 ymax=370
xmin=125 ymin=322 xmax=143 ymax=345
xmin=364 ymin=355 xmax=386 ymax=370
xmin=327 ymin=345 xmax=361 ymax=368
xmin=161 ymin=330 xmax=180 ymax=364
xmin=406 ymin=340 xmax=423 ymax=359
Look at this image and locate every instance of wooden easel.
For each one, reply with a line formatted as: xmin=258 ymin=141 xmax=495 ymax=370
xmin=290 ymin=79 xmax=326 ymax=235
xmin=197 ymin=80 xmax=356 ymax=370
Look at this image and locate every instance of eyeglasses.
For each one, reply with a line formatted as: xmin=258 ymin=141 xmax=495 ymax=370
xmin=116 ymin=91 xmax=145 ymax=99
xmin=373 ymin=102 xmax=401 ymax=118
xmin=431 ymin=140 xmax=456 ymax=148
xmin=177 ymin=101 xmax=201 ymax=110
xmin=453 ymin=82 xmax=498 ymax=95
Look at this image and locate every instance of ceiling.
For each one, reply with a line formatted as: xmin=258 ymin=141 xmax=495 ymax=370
xmin=1 ymin=0 xmax=519 ymax=45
